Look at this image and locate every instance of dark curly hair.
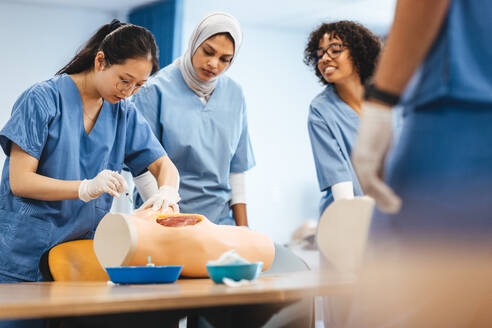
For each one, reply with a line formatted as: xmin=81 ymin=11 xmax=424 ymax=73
xmin=304 ymin=20 xmax=381 ymax=85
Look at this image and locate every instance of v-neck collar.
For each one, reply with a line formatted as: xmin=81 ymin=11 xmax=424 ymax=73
xmin=175 ymin=66 xmax=220 ymax=111
xmin=82 ymin=103 xmax=105 ymax=136
xmin=65 ymin=74 xmax=107 ymax=137
xmin=327 ymin=85 xmax=360 ymax=121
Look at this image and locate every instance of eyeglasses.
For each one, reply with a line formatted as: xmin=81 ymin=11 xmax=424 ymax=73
xmin=316 ymin=43 xmax=345 ymax=61
xmin=116 ymin=79 xmax=146 ymax=95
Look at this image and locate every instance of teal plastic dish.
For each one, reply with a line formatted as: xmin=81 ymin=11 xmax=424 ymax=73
xmin=106 ymin=265 xmax=183 ymax=284
xmin=206 ymin=262 xmax=263 ymax=284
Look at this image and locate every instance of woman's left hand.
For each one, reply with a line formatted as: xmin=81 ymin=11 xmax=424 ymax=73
xmin=135 ymin=185 xmax=180 ymax=214
xmin=352 ymin=101 xmax=402 ymax=214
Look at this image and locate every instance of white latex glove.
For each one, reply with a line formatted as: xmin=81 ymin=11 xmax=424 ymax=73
xmin=79 ymin=170 xmax=129 ymax=202
xmin=352 ymin=102 xmax=402 ymax=213
xmin=135 ymin=185 xmax=180 ymax=214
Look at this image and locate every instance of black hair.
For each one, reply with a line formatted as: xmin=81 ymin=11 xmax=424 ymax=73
xmin=207 ymin=32 xmax=235 ymax=51
xmin=304 ymin=20 xmax=381 ymax=85
xmin=213 ymin=32 xmax=234 ymax=43
xmin=57 ymin=19 xmax=159 ymax=76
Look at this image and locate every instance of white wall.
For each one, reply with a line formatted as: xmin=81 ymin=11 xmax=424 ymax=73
xmin=230 ymin=26 xmax=323 ymax=244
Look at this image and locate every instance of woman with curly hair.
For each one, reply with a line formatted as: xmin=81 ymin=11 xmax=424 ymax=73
xmin=304 ymin=20 xmax=381 ymax=216
xmin=304 ymin=20 xmax=381 ymax=328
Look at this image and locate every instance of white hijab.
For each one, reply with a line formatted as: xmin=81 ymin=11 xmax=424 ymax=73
xmin=175 ymin=12 xmax=242 ymax=99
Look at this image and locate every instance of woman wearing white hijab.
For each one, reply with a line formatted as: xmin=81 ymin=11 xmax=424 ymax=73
xmin=131 ymin=12 xmax=255 ymax=226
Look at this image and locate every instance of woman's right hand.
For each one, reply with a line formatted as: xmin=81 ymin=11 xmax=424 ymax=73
xmin=78 ymin=170 xmax=128 ymax=202
xmin=134 ymin=185 xmax=180 ymax=214
xmin=352 ymin=102 xmax=401 ymax=213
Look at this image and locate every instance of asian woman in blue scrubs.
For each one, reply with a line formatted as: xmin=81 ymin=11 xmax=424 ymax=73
xmin=0 ymin=20 xmax=180 ymax=285
xmin=131 ymin=13 xmax=255 ymax=226
xmin=304 ymin=21 xmax=381 ymax=216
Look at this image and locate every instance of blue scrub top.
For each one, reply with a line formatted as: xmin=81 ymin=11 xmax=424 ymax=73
xmin=308 ymin=85 xmax=363 ymax=216
xmin=347 ymin=4 xmax=492 ymax=325
xmin=0 ymin=74 xmax=166 ymax=281
xmin=404 ymin=0 xmax=492 ymax=108
xmin=131 ymin=64 xmax=255 ymax=224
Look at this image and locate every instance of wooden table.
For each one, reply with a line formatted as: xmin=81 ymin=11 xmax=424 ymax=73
xmin=0 ymin=270 xmax=354 ymax=320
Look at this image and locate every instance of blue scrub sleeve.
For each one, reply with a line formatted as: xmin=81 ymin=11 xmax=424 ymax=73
xmin=130 ymin=84 xmax=162 ymax=141
xmin=123 ymin=103 xmax=167 ymax=176
xmin=0 ymin=88 xmax=52 ymax=159
xmin=308 ymin=113 xmax=353 ymax=191
xmin=230 ymin=101 xmax=256 ymax=173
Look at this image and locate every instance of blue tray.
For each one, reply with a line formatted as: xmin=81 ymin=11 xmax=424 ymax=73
xmin=106 ymin=265 xmax=183 ymax=284
xmin=206 ymin=262 xmax=263 ymax=284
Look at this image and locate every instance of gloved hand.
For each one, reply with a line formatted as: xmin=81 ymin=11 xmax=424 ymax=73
xmin=352 ymin=101 xmax=402 ymax=214
xmin=78 ymin=170 xmax=129 ymax=202
xmin=135 ymin=185 xmax=180 ymax=213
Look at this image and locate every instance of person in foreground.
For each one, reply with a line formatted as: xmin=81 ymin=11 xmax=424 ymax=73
xmin=350 ymin=0 xmax=492 ymax=326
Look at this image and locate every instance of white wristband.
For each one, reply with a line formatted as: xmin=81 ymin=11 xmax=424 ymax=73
xmin=332 ymin=181 xmax=354 ymax=200
xmin=229 ymin=172 xmax=246 ymax=205
xmin=133 ymin=170 xmax=158 ymax=202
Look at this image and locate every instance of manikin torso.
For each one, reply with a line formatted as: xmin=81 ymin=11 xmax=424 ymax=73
xmin=94 ymin=211 xmax=275 ymax=277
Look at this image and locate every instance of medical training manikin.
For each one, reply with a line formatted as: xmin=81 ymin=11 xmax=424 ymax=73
xmin=94 ymin=211 xmax=275 ymax=277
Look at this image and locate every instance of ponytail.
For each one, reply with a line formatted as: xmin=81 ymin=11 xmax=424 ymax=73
xmin=57 ymin=19 xmax=159 ymax=75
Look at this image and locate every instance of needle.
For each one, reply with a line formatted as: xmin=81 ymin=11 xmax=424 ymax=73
xmin=125 ymin=192 xmax=133 ymax=205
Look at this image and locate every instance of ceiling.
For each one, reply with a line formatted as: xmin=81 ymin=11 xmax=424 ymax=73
xmin=2 ymin=0 xmax=397 ymax=32
xmin=1 ymin=0 xmax=151 ymax=12
xmin=183 ymin=0 xmax=396 ymax=32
